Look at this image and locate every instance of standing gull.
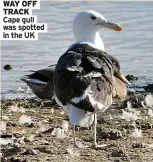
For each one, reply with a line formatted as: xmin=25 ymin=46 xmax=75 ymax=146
xmin=54 ymin=10 xmax=129 ymax=148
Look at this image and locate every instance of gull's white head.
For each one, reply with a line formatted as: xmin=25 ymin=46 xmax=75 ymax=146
xmin=73 ymin=10 xmax=122 ymax=51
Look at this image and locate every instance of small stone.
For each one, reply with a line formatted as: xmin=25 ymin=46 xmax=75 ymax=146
xmin=126 ymin=74 xmax=138 ymax=82
xmin=127 ymin=89 xmax=135 ymax=96
xmin=1 ymin=133 xmax=13 ymax=138
xmin=4 ymin=65 xmax=12 ymax=70
xmin=126 ymin=94 xmax=145 ymax=108
xmin=37 ymin=133 xmax=43 ymax=137
xmin=97 ymin=128 xmax=122 ymax=140
xmin=132 ymin=142 xmax=145 ymax=148
xmin=24 ymin=137 xmax=30 ymax=142
xmin=23 ymin=149 xmax=39 ymax=155
xmin=17 ymin=139 xmax=25 ymax=145
xmin=13 ymin=133 xmax=23 ymax=138
xmin=136 ymin=121 xmax=140 ymax=125
xmin=14 ymin=143 xmax=21 ymax=148
xmin=141 ymin=123 xmax=152 ymax=129
xmin=2 ymin=116 xmax=9 ymax=121
xmin=38 ymin=147 xmax=53 ymax=154
xmin=7 ymin=157 xmax=27 ymax=162
xmin=24 ymin=135 xmax=35 ymax=142
xmin=7 ymin=122 xmax=18 ymax=127
xmin=41 ymin=140 xmax=49 ymax=145
xmin=111 ymin=149 xmax=126 ymax=157
xmin=110 ymin=130 xmax=122 ymax=140
xmin=3 ymin=145 xmax=21 ymax=156
xmin=59 ymin=111 xmax=65 ymax=115
xmin=114 ymin=159 xmax=121 ymax=162
xmin=42 ymin=128 xmax=54 ymax=134
xmin=26 ymin=123 xmax=35 ymax=128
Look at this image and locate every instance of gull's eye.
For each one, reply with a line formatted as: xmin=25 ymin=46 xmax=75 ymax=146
xmin=90 ymin=16 xmax=97 ymax=21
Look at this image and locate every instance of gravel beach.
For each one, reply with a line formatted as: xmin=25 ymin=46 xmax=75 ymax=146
xmin=1 ymin=91 xmax=153 ymax=162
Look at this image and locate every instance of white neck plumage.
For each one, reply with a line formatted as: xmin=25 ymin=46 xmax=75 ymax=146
xmin=74 ymin=30 xmax=105 ymax=51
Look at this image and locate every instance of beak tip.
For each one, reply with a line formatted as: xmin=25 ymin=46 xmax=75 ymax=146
xmin=114 ymin=27 xmax=122 ymax=32
xmin=125 ymin=78 xmax=130 ymax=85
xmin=116 ymin=73 xmax=130 ymax=85
xmin=114 ymin=24 xmax=122 ymax=32
xmin=126 ymin=81 xmax=130 ymax=85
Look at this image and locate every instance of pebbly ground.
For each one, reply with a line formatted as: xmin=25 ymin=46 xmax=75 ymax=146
xmin=1 ymin=92 xmax=153 ymax=162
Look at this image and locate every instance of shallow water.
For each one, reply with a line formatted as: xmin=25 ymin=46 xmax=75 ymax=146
xmin=1 ymin=1 xmax=153 ymax=99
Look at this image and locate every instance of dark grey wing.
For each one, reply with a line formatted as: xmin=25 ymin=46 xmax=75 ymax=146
xmin=55 ymin=51 xmax=85 ymax=106
xmin=71 ymin=53 xmax=114 ymax=112
xmin=21 ymin=66 xmax=55 ymax=83
xmin=20 ymin=66 xmax=55 ymax=99
xmin=54 ymin=44 xmax=115 ymax=112
xmin=56 ymin=51 xmax=83 ymax=72
xmin=32 ymin=66 xmax=55 ymax=82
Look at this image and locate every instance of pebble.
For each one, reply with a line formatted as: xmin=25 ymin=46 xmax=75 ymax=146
xmin=126 ymin=74 xmax=138 ymax=82
xmin=129 ymin=96 xmax=144 ymax=108
xmin=26 ymin=123 xmax=35 ymax=128
xmin=2 ymin=116 xmax=9 ymax=121
xmin=114 ymin=159 xmax=121 ymax=162
xmin=3 ymin=145 xmax=21 ymax=156
xmin=23 ymin=149 xmax=39 ymax=155
xmin=4 ymin=65 xmax=12 ymax=70
xmin=13 ymin=133 xmax=23 ymax=138
xmin=17 ymin=139 xmax=25 ymax=145
xmin=41 ymin=139 xmax=49 ymax=145
xmin=7 ymin=122 xmax=18 ymax=127
xmin=1 ymin=133 xmax=13 ymax=138
xmin=97 ymin=128 xmax=122 ymax=140
xmin=127 ymin=89 xmax=135 ymax=95
xmin=42 ymin=128 xmax=54 ymax=134
xmin=5 ymin=157 xmax=28 ymax=162
xmin=37 ymin=146 xmax=53 ymax=154
xmin=111 ymin=149 xmax=126 ymax=157
xmin=24 ymin=135 xmax=35 ymax=142
xmin=141 ymin=123 xmax=152 ymax=129
xmin=132 ymin=142 xmax=145 ymax=148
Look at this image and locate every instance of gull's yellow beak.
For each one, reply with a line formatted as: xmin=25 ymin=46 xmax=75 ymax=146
xmin=103 ymin=21 xmax=122 ymax=31
xmin=114 ymin=72 xmax=129 ymax=85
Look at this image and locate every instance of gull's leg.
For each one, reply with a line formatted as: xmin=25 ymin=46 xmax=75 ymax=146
xmin=92 ymin=113 xmax=107 ymax=149
xmin=73 ymin=125 xmax=78 ymax=147
xmin=73 ymin=125 xmax=89 ymax=148
xmin=92 ymin=112 xmax=98 ymax=148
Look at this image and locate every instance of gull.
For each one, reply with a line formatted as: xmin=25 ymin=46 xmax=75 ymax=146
xmin=54 ymin=10 xmax=129 ymax=148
